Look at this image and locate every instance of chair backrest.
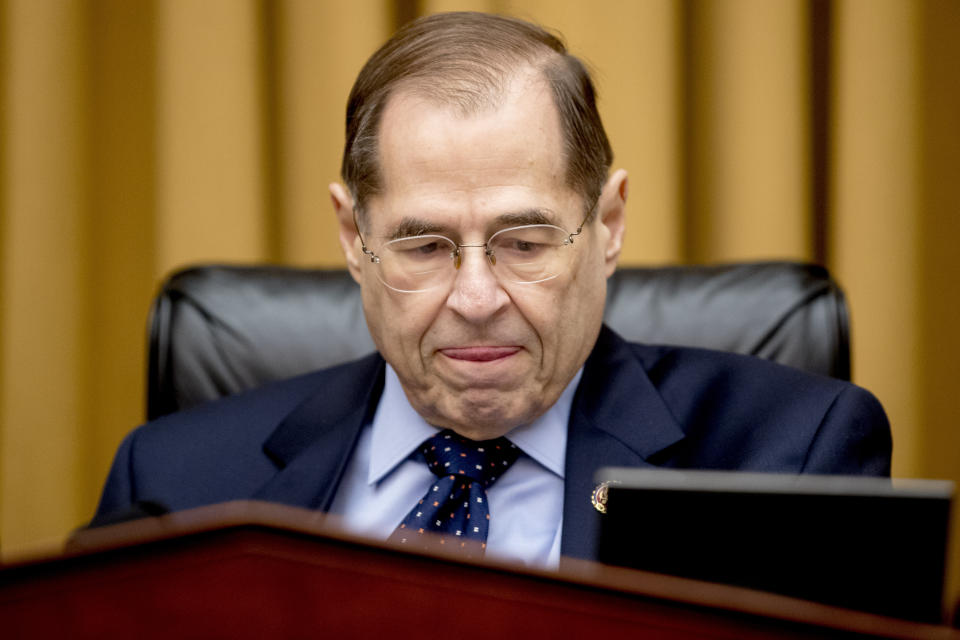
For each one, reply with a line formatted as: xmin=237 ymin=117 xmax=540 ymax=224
xmin=147 ymin=261 xmax=850 ymax=420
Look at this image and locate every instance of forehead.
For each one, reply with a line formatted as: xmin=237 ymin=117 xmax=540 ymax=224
xmin=368 ymin=72 xmax=581 ymax=232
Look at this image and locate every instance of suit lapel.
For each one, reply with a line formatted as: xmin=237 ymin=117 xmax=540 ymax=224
xmin=561 ymin=326 xmax=686 ymax=560
xmin=249 ymin=328 xmax=681 ymax=559
xmin=253 ymin=354 xmax=386 ymax=510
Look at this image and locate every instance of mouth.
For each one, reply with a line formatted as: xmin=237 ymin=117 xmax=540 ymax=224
xmin=439 ymin=346 xmax=521 ymax=362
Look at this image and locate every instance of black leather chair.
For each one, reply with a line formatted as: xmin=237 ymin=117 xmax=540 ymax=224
xmin=146 ymin=262 xmax=851 ymax=420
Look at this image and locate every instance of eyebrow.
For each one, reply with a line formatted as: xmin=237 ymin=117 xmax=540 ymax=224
xmin=386 ymin=208 xmax=561 ymax=241
xmin=388 ymin=217 xmax=447 ymax=240
xmin=495 ymin=209 xmax=559 ymax=227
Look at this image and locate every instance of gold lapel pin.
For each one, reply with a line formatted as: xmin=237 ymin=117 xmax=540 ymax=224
xmin=591 ymin=481 xmax=612 ymax=514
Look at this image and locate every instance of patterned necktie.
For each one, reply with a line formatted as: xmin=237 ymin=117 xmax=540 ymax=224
xmin=390 ymin=429 xmax=520 ymax=556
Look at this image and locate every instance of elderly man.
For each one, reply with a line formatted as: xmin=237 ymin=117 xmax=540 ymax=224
xmin=93 ymin=12 xmax=891 ymax=568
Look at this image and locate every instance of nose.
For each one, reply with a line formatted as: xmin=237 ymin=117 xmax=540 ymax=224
xmin=445 ymin=245 xmax=511 ymax=323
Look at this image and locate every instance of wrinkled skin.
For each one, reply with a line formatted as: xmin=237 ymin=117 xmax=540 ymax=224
xmin=332 ymin=69 xmax=627 ymax=440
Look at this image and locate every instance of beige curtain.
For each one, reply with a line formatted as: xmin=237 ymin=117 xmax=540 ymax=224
xmin=2 ymin=0 xmax=958 ymax=575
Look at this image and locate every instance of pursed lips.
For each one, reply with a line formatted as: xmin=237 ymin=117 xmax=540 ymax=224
xmin=439 ymin=346 xmax=521 ymax=362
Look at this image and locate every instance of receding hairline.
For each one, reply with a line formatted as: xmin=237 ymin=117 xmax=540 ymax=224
xmin=365 ymin=67 xmax=583 ymax=226
xmin=376 ymin=62 xmax=559 ymax=143
xmin=343 ymin=11 xmax=613 ymax=227
xmin=384 ymin=46 xmax=559 ymax=116
xmin=356 ymin=58 xmax=582 ymax=224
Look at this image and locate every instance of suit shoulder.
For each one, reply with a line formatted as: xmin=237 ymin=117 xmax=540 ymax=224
xmin=625 ymin=341 xmax=889 ymax=469
xmin=132 ymin=352 xmax=384 ymax=450
xmin=626 ymin=341 xmax=851 ymax=397
xmin=98 ymin=352 xmax=384 ymax=513
xmin=580 ymin=328 xmax=889 ymax=475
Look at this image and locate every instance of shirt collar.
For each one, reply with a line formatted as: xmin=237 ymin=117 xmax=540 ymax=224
xmin=368 ymin=364 xmax=581 ymax=485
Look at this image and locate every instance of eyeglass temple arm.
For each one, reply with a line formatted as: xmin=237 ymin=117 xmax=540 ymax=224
xmin=353 ymin=213 xmax=380 ymax=263
xmin=565 ymin=206 xmax=596 ymax=244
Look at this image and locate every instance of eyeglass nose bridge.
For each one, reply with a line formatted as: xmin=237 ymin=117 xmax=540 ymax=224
xmin=451 ymin=243 xmax=497 ymax=270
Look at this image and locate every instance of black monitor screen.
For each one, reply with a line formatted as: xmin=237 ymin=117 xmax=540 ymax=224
xmin=595 ymin=470 xmax=952 ymax=624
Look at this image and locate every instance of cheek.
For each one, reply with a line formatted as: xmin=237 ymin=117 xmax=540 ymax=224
xmin=362 ymin=283 xmax=440 ymax=370
xmin=509 ymin=284 xmax=571 ymax=377
xmin=549 ymin=250 xmax=607 ymax=358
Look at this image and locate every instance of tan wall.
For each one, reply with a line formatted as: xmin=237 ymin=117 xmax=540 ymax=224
xmin=2 ymin=0 xmax=959 ymax=594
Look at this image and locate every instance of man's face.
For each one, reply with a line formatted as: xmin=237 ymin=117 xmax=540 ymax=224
xmin=335 ymin=71 xmax=625 ymax=440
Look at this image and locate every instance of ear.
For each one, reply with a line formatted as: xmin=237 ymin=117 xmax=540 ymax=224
xmin=330 ymin=182 xmax=363 ymax=284
xmin=595 ymin=169 xmax=627 ymax=278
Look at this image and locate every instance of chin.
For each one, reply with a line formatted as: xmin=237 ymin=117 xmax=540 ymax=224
xmin=439 ymin=391 xmax=543 ymax=440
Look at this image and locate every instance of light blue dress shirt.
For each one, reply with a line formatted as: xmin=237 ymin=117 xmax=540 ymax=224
xmin=328 ymin=364 xmax=582 ymax=570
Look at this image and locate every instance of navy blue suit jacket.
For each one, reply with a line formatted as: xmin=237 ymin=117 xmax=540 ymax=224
xmin=94 ymin=326 xmax=891 ymax=560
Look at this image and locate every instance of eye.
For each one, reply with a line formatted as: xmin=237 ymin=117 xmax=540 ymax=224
xmin=495 ymin=237 xmax=550 ymax=261
xmin=490 ymin=225 xmax=566 ymax=261
xmin=413 ymin=241 xmax=441 ymax=254
xmin=386 ymin=235 xmax=454 ymax=261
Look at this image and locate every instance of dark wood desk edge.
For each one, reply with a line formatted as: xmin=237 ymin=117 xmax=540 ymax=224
xmin=5 ymin=500 xmax=957 ymax=640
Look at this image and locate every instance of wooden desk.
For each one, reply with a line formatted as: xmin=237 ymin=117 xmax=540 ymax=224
xmin=1 ymin=501 xmax=956 ymax=639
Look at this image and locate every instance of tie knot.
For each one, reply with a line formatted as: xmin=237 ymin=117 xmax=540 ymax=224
xmin=421 ymin=429 xmax=520 ymax=487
